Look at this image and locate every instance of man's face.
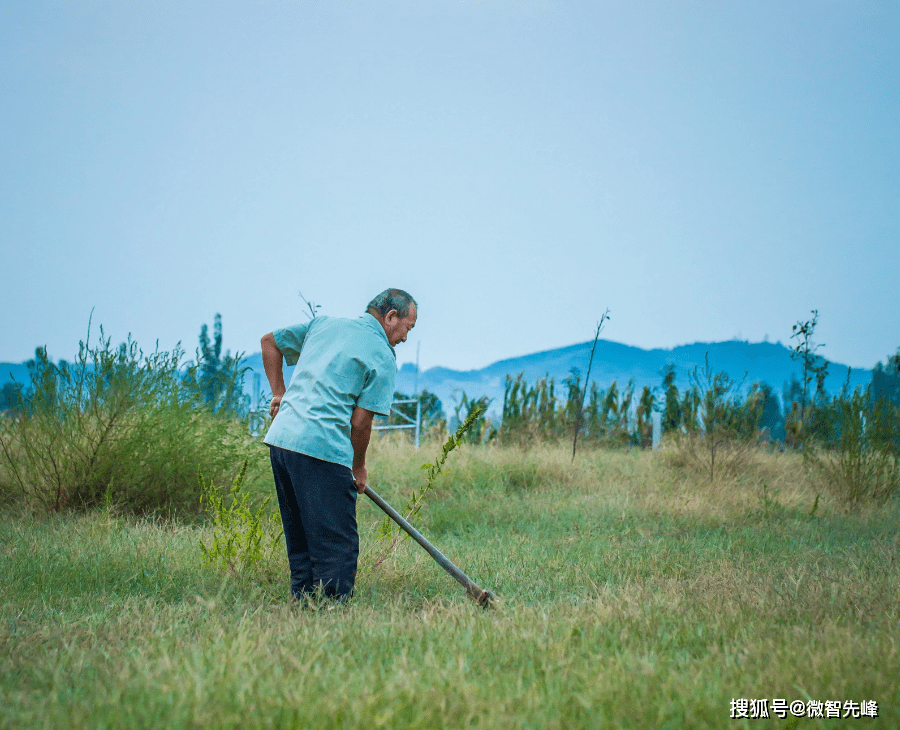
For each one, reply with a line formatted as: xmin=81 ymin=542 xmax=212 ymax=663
xmin=384 ymin=303 xmax=417 ymax=346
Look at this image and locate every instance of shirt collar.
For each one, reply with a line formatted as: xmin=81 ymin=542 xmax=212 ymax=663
xmin=362 ymin=312 xmax=395 ymax=356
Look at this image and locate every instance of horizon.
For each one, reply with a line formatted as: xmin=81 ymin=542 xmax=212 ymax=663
xmin=4 ymin=332 xmax=881 ymax=377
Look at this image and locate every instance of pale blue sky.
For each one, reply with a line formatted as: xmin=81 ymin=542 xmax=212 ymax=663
xmin=2 ymin=0 xmax=897 ymax=373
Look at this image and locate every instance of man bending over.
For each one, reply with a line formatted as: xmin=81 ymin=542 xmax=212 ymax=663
xmin=261 ymin=288 xmax=417 ymax=602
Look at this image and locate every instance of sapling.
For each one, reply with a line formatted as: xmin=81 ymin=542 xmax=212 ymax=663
xmin=789 ymin=309 xmax=829 ymax=436
xmin=364 ymin=402 xmax=488 ymax=569
xmin=572 ymin=309 xmax=609 ymax=460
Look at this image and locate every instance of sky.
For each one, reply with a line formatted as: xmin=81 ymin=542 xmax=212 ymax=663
xmin=2 ymin=0 xmax=898 ymax=374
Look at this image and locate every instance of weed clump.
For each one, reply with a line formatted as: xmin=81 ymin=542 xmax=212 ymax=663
xmin=198 ymin=460 xmax=283 ymax=575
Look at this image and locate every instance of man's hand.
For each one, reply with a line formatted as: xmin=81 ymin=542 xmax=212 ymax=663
xmin=352 ymin=465 xmax=368 ymax=495
xmin=261 ymin=332 xmax=287 ymax=419
xmin=269 ymin=395 xmax=283 ymax=419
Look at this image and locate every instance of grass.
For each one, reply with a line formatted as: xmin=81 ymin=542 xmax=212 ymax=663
xmin=2 ymin=440 xmax=898 ymax=729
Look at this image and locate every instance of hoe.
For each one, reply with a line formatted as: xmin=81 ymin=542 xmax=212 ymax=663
xmin=364 ymin=484 xmax=498 ymax=609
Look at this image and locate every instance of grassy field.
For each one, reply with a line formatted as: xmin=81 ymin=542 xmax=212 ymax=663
xmin=1 ymin=440 xmax=898 ymax=729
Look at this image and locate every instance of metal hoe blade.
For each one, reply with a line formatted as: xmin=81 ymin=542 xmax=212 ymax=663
xmin=364 ymin=484 xmax=498 ymax=609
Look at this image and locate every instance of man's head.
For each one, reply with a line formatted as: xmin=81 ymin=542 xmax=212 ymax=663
xmin=367 ymin=288 xmax=417 ymax=347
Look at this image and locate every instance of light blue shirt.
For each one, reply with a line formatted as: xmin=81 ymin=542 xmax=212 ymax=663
xmin=263 ymin=314 xmax=396 ymax=469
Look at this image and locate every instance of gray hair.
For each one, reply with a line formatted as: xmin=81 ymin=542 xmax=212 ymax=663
xmin=367 ymin=288 xmax=417 ymax=318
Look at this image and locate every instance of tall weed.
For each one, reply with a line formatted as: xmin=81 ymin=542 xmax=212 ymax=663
xmin=198 ymin=461 xmax=283 ymax=574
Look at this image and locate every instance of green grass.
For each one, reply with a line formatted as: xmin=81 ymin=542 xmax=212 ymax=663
xmin=2 ymin=441 xmax=898 ymax=729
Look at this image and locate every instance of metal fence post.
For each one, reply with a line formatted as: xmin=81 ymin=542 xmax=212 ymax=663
xmin=415 ymin=399 xmax=421 ymax=448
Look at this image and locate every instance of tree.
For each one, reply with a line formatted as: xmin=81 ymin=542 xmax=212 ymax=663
xmin=660 ymin=364 xmax=681 ymax=435
xmin=563 ymin=367 xmax=583 ymax=438
xmin=871 ymin=347 xmax=900 ymax=408
xmin=753 ymin=382 xmax=784 ymax=442
xmin=789 ymin=309 xmax=829 ymax=431
xmin=417 ymin=390 xmax=445 ymax=430
xmin=186 ymin=314 xmax=248 ymax=416
xmin=1 ymin=381 xmax=22 ymax=413
xmin=635 ymin=385 xmax=656 ymax=448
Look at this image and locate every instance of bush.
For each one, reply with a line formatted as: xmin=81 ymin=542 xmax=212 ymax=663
xmin=806 ymin=388 xmax=900 ymax=508
xmin=0 ymin=331 xmax=261 ymax=515
xmin=671 ymin=355 xmax=762 ymax=482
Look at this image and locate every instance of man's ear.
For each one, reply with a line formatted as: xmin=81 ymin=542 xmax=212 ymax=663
xmin=385 ymin=309 xmax=399 ymax=323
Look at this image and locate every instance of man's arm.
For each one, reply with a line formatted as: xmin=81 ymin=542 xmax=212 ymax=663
xmin=261 ymin=332 xmax=286 ymax=418
xmin=350 ymin=406 xmax=375 ymax=494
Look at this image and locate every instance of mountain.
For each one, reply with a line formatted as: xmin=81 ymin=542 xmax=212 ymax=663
xmin=391 ymin=339 xmax=870 ymax=417
xmin=245 ymin=340 xmax=871 ymax=417
xmin=4 ymin=340 xmax=874 ymax=418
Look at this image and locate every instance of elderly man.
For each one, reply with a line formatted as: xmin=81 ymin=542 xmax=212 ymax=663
xmin=261 ymin=288 xmax=417 ymax=602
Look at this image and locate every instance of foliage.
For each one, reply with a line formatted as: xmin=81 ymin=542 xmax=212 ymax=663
xmin=806 ymin=386 xmax=900 ymax=508
xmin=635 ymin=385 xmax=656 ymax=448
xmin=0 ymin=382 xmax=22 ymax=414
xmin=297 ymin=290 xmax=322 ymax=320
xmin=660 ymin=364 xmax=681 ymax=435
xmin=198 ymin=460 xmax=283 ymax=573
xmin=673 ymin=354 xmax=762 ymax=482
xmin=501 ymin=371 xmax=641 ymax=447
xmin=600 ymin=378 xmax=635 ymax=445
xmin=753 ymin=381 xmax=785 ymax=442
xmin=182 ymin=313 xmax=249 ymax=417
xmin=0 ymin=328 xmax=259 ymax=515
xmin=501 ymin=374 xmax=559 ymax=443
xmin=788 ymin=309 xmax=829 ymax=438
xmin=415 ymin=390 xmax=445 ymax=430
xmin=871 ymin=347 xmax=900 ymax=408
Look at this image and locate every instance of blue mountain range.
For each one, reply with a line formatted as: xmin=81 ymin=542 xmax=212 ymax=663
xmin=3 ymin=339 xmax=874 ymax=418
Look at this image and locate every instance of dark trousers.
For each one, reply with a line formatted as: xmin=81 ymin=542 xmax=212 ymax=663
xmin=269 ymin=445 xmax=359 ymax=601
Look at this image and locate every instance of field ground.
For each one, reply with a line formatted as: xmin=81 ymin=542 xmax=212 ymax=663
xmin=1 ymin=441 xmax=898 ymax=729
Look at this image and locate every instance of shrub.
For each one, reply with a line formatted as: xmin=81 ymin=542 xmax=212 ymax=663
xmin=671 ymin=354 xmax=762 ymax=482
xmin=806 ymin=388 xmax=900 ymax=508
xmin=0 ymin=330 xmax=260 ymax=515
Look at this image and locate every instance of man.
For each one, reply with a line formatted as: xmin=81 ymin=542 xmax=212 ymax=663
xmin=261 ymin=288 xmax=417 ymax=602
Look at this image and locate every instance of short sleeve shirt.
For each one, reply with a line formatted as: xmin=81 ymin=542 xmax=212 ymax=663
xmin=263 ymin=314 xmax=396 ymax=469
